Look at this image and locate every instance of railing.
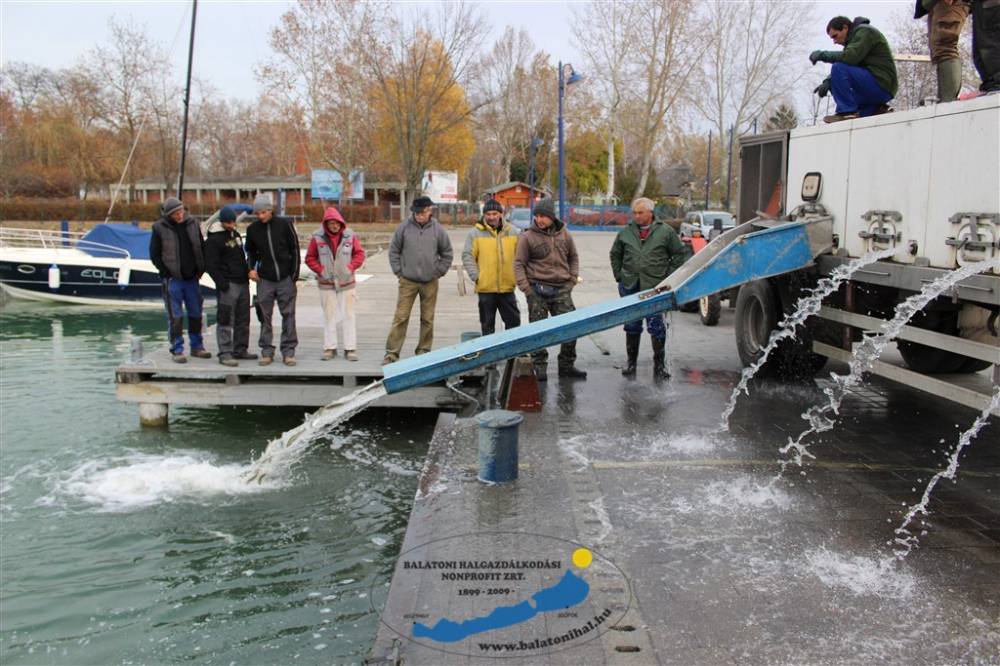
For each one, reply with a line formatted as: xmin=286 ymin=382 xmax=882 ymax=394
xmin=0 ymin=228 xmax=132 ymax=260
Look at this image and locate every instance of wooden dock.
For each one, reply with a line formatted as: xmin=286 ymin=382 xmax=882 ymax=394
xmin=114 ymin=229 xmax=622 ymax=423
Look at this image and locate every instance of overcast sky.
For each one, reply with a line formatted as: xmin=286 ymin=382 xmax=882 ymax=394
xmin=3 ymin=1 xmax=911 ymax=106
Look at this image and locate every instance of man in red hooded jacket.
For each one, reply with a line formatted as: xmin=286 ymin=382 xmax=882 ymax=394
xmin=305 ymin=207 xmax=366 ymax=361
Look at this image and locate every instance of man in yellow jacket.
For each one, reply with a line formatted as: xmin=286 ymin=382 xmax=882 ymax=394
xmin=461 ymin=198 xmax=522 ymax=335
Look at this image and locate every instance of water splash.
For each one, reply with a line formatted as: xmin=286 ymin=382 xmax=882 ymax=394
xmin=805 ymin=547 xmax=915 ymax=599
xmin=892 ymin=384 xmax=1000 ymax=560
xmin=40 ymin=452 xmax=281 ymax=512
xmin=719 ymin=247 xmax=897 ymax=430
xmin=779 ymin=257 xmax=1000 ymax=474
xmin=244 ymin=381 xmax=387 ymax=484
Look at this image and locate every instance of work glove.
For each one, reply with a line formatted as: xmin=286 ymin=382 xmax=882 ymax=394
xmin=809 ymin=50 xmax=825 ymax=65
xmin=814 ymin=78 xmax=831 ymax=98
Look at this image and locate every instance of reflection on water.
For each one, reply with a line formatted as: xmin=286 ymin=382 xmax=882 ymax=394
xmin=0 ymin=301 xmax=432 ymax=664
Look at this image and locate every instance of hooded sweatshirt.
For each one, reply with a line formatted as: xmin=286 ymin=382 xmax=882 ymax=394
xmin=305 ymin=208 xmax=366 ymax=291
xmin=513 ymin=217 xmax=579 ymax=293
xmin=822 ymin=17 xmax=898 ymax=96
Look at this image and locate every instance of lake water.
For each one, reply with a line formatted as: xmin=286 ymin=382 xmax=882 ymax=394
xmin=0 ymin=301 xmax=433 ymax=664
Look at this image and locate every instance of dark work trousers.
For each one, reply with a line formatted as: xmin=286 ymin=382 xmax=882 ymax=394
xmin=477 ymin=292 xmax=521 ymax=335
xmin=216 ymin=282 xmax=250 ymax=359
xmin=973 ymin=0 xmax=1000 ymax=92
xmin=256 ymin=276 xmax=298 ymax=358
xmin=162 ymin=277 xmax=204 ymax=355
xmin=526 ymin=290 xmax=577 ymax=369
xmin=829 ymin=62 xmax=892 ymax=116
xmin=618 ymin=282 xmax=667 ymax=339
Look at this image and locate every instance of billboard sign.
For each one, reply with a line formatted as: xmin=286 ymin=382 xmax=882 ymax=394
xmin=422 ymin=171 xmax=459 ymax=203
xmin=312 ymin=169 xmax=366 ymax=201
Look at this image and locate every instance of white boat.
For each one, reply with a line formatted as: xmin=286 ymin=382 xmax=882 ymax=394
xmin=0 ymin=224 xmax=216 ymax=307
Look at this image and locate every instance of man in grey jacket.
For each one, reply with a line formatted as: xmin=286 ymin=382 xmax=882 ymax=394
xmin=383 ymin=196 xmax=454 ymax=364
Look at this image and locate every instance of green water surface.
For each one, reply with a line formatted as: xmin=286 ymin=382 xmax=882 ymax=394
xmin=0 ymin=301 xmax=432 ymax=664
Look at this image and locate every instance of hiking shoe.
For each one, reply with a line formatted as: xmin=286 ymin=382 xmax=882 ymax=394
xmin=259 ymin=356 xmax=273 ymax=366
xmin=321 ymin=349 xmax=336 ymax=361
xmin=558 ymin=366 xmax=588 ymax=380
xmin=823 ymin=112 xmax=859 ymax=124
xmin=382 ymin=355 xmax=397 ymax=366
xmin=190 ymin=348 xmax=212 ymax=359
xmin=219 ymin=356 xmax=238 ymax=367
xmin=283 ymin=356 xmax=297 ymax=367
xmin=171 ymin=352 xmax=188 ymax=364
xmin=345 ymin=350 xmax=359 ymax=362
xmin=233 ymin=351 xmax=258 ymax=360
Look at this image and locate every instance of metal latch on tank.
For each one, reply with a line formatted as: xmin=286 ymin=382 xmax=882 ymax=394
xmin=858 ymin=210 xmax=902 ymax=250
xmin=946 ymin=212 xmax=999 ymax=267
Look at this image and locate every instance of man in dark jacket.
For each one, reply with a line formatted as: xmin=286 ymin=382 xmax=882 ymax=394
xmin=609 ymin=197 xmax=687 ymax=380
xmin=811 ymin=16 xmax=898 ymax=122
xmin=149 ymin=196 xmax=210 ymax=363
xmin=383 ymin=196 xmax=453 ymax=364
xmin=245 ymin=193 xmax=301 ymax=366
xmin=513 ymin=197 xmax=586 ymax=381
xmin=204 ymin=205 xmax=256 ymax=367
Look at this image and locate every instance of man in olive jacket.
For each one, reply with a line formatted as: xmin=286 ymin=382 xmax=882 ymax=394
xmin=609 ymin=197 xmax=686 ymax=380
xmin=810 ymin=16 xmax=898 ymax=123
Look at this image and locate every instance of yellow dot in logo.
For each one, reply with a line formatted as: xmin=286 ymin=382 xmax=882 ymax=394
xmin=572 ymin=548 xmax=593 ymax=569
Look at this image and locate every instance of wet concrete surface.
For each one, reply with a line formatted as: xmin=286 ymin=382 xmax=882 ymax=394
xmin=370 ymin=306 xmax=1000 ymax=664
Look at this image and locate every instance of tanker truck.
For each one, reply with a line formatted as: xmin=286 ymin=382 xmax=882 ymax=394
xmin=380 ymin=95 xmax=998 ymax=413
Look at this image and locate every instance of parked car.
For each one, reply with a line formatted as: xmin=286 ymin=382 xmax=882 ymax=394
xmin=506 ymin=207 xmax=532 ymax=230
xmin=679 ymin=210 xmax=736 ymax=239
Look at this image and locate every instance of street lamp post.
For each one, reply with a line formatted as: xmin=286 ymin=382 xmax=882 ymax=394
xmin=557 ymin=61 xmax=583 ymax=222
xmin=528 ymin=136 xmax=543 ymax=219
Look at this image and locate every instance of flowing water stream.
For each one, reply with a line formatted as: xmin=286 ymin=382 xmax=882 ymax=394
xmin=778 ymin=257 xmax=1000 ymax=473
xmin=719 ymin=247 xmax=898 ymax=430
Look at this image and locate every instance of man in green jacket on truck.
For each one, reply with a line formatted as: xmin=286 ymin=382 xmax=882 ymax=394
xmin=810 ymin=16 xmax=898 ymax=123
xmin=609 ymin=197 xmax=687 ymax=381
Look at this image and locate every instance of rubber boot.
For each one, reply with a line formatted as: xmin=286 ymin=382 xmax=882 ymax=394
xmin=937 ymin=58 xmax=962 ymax=102
xmin=534 ymin=361 xmax=548 ymax=383
xmin=651 ymin=337 xmax=669 ymax=381
xmin=622 ymin=333 xmax=640 ymax=377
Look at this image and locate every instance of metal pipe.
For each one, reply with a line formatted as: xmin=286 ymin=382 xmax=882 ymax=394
xmin=176 ymin=0 xmax=198 ymax=196
xmin=558 ymin=61 xmax=565 ymax=221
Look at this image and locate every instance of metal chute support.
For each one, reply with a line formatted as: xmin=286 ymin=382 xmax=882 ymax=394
xmin=382 ymin=216 xmax=834 ymax=394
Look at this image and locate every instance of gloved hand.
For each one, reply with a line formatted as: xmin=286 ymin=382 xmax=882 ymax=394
xmin=809 ymin=50 xmax=825 ymax=65
xmin=814 ymin=78 xmax=831 ymax=98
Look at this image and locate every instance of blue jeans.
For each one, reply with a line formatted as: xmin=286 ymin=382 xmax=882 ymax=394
xmin=162 ymin=277 xmax=204 ymax=354
xmin=619 ymin=282 xmax=666 ymax=339
xmin=830 ymin=62 xmax=893 ymax=116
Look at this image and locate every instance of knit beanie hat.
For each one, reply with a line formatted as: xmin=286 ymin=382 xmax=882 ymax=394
xmin=323 ymin=206 xmax=346 ymax=225
xmin=253 ymin=193 xmax=274 ymax=213
xmin=162 ymin=197 xmax=184 ymax=217
xmin=534 ymin=198 xmax=557 ymax=221
xmin=483 ymin=198 xmax=504 ymax=215
xmin=219 ymin=206 xmax=237 ymax=223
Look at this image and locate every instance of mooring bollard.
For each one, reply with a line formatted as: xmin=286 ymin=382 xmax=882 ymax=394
xmin=475 ymin=409 xmax=523 ymax=483
xmin=130 ymin=336 xmax=143 ymax=362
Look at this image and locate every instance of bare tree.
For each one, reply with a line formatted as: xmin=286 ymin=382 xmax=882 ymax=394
xmin=691 ymin=0 xmax=812 ymax=208
xmin=624 ymin=0 xmax=703 ymax=198
xmin=358 ymin=2 xmax=487 ymax=199
xmin=572 ymin=1 xmax=637 ymax=200
xmin=256 ymin=0 xmax=380 ymax=201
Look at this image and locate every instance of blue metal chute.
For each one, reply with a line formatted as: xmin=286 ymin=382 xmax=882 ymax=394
xmin=382 ymin=216 xmax=834 ymax=394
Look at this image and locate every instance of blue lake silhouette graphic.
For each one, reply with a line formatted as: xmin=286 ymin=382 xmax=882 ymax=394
xmin=413 ymin=570 xmax=590 ymax=643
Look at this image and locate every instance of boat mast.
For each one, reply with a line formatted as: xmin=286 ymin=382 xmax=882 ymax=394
xmin=176 ymin=0 xmax=198 ymax=197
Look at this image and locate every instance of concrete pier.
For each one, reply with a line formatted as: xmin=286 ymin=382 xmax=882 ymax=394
xmin=369 ymin=272 xmax=1000 ymax=664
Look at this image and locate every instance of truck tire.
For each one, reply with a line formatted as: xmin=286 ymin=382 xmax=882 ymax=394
xmin=699 ymin=294 xmax=721 ymax=326
xmin=735 ymin=280 xmax=827 ymax=378
xmin=896 ymin=310 xmax=968 ymax=374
